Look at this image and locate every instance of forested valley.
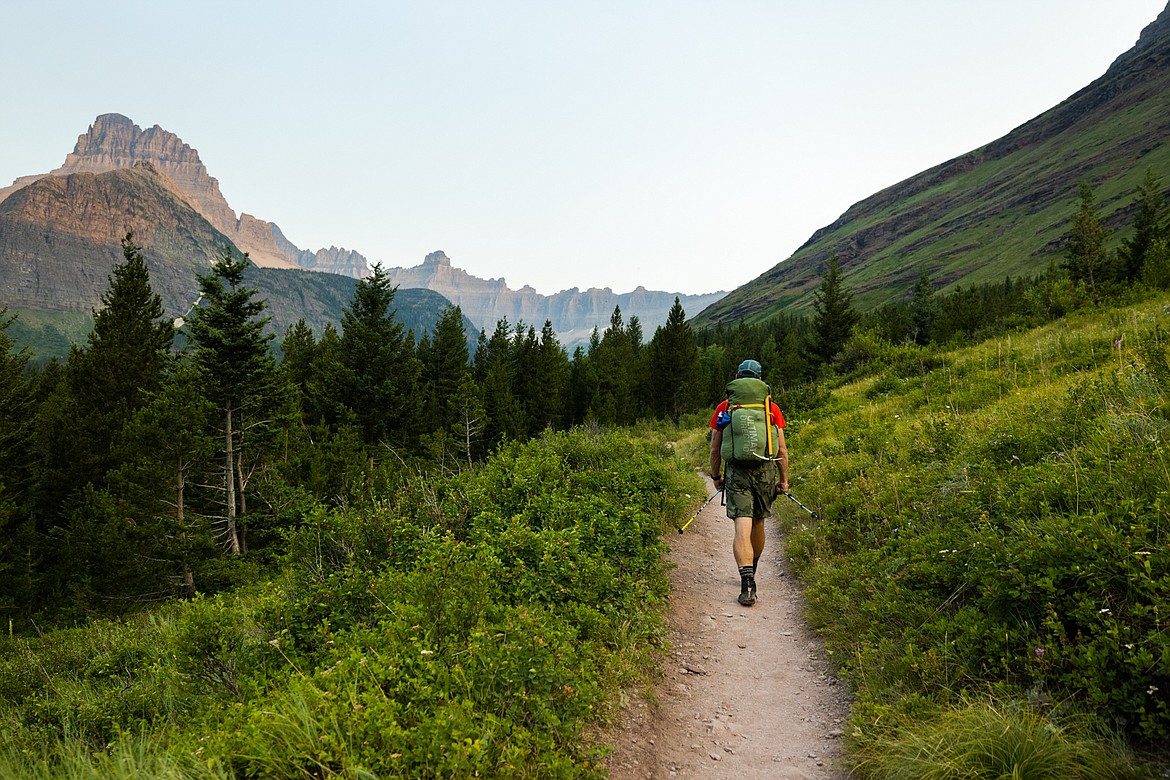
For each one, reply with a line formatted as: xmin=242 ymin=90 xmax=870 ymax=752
xmin=0 ymin=173 xmax=1168 ymax=777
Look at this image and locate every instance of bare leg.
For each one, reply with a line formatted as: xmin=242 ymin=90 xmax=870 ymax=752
xmin=751 ymin=518 xmax=766 ymax=560
xmin=733 ymin=517 xmax=755 ymax=566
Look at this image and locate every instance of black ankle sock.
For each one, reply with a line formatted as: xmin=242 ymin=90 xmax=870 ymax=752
xmin=738 ymin=565 xmax=754 ymax=581
xmin=752 ymin=556 xmax=760 ymax=573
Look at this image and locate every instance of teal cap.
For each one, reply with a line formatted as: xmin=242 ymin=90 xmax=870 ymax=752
xmin=737 ymin=359 xmax=762 ymax=378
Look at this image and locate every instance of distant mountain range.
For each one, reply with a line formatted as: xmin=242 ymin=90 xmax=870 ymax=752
xmin=383 ymin=251 xmax=725 ymax=348
xmin=693 ymin=1 xmax=1170 ymax=327
xmin=0 ymin=113 xmax=726 ymax=357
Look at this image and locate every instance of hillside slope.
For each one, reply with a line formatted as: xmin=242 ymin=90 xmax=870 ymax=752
xmin=694 ymin=3 xmax=1170 ymax=326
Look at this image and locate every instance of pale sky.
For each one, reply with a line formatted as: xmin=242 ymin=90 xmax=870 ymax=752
xmin=2 ymin=1 xmax=1166 ymax=296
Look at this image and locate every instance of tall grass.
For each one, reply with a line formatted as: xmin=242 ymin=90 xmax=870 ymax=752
xmin=779 ymin=292 xmax=1170 ymax=774
xmin=854 ymin=699 xmax=1150 ymax=780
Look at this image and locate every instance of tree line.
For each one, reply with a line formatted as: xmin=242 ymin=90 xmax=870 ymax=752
xmin=0 ymin=234 xmax=723 ymax=625
xmin=1 ymin=170 xmax=1164 ymax=626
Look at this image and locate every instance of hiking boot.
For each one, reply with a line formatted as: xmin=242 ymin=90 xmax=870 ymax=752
xmin=738 ymin=576 xmax=757 ymax=606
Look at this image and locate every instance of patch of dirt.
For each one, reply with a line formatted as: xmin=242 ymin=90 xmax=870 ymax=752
xmin=604 ymin=477 xmax=853 ymax=779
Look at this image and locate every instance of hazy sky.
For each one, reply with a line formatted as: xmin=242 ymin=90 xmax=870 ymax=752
xmin=2 ymin=1 xmax=1166 ymax=296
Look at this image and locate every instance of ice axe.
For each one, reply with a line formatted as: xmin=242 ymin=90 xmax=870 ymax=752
xmin=678 ymin=489 xmax=724 ymax=534
xmin=779 ymin=489 xmax=819 ymax=519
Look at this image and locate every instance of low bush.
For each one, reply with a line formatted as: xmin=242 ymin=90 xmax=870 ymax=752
xmin=0 ymin=428 xmax=697 ymax=777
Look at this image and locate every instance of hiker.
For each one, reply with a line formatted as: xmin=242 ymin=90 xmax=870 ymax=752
xmin=709 ymin=359 xmax=789 ymax=606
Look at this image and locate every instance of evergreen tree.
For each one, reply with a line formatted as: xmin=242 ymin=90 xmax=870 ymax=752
xmin=810 ymin=254 xmax=859 ymax=368
xmin=419 ymin=305 xmax=471 ymax=455
xmin=110 ymin=363 xmax=217 ymax=597
xmin=1063 ymin=181 xmax=1115 ymax=299
xmin=337 ymin=263 xmax=420 ymax=450
xmin=280 ymin=319 xmax=317 ymax=397
xmin=449 ymin=374 xmax=487 ymax=468
xmin=568 ymin=345 xmax=599 ymax=426
xmin=186 ymin=246 xmax=278 ymax=555
xmin=909 ymin=272 xmax=937 ymax=345
xmin=1121 ymin=169 xmax=1169 ymax=282
xmin=532 ymin=320 xmax=569 ymax=432
xmin=647 ymin=298 xmax=699 ymax=424
xmin=38 ymin=233 xmax=175 ymax=510
xmin=32 ymin=233 xmax=177 ymax=612
xmin=589 ymin=306 xmax=637 ymax=425
xmin=303 ymin=323 xmax=346 ymax=427
xmin=0 ymin=310 xmax=35 ymax=618
xmin=479 ymin=319 xmax=524 ymax=444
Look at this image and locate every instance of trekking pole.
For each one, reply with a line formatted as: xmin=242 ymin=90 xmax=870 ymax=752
xmin=678 ymin=489 xmax=724 ymax=534
xmin=780 ymin=490 xmax=819 ymax=520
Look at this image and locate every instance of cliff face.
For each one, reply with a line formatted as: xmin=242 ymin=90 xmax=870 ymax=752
xmin=0 ymin=114 xmax=367 ymax=278
xmin=384 ymin=251 xmax=725 ymax=346
xmin=0 ymin=163 xmax=228 ymax=317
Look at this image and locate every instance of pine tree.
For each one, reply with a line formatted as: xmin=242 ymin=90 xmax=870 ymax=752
xmin=1121 ymin=169 xmax=1169 ymax=282
xmin=186 ymin=246 xmax=277 ymax=555
xmin=449 ymin=374 xmax=487 ymax=468
xmin=533 ymin=320 xmax=569 ymax=432
xmin=0 ymin=310 xmax=35 ymax=615
xmin=909 ymin=273 xmax=937 ymax=345
xmin=337 ymin=263 xmax=420 ymax=450
xmin=38 ymin=233 xmax=175 ymax=508
xmin=647 ymin=298 xmax=699 ymax=424
xmin=810 ymin=254 xmax=859 ymax=368
xmin=110 ymin=363 xmax=217 ymax=597
xmin=1063 ymin=181 xmax=1115 ymax=299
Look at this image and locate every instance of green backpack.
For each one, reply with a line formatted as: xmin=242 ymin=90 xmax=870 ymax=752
xmin=719 ymin=377 xmax=781 ymax=464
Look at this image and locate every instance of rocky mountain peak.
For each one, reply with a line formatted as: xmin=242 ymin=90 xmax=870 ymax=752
xmin=423 ymin=251 xmax=452 ymax=267
xmin=1 ymin=114 xmax=365 ymax=278
xmin=68 ymin=113 xmax=203 ymax=169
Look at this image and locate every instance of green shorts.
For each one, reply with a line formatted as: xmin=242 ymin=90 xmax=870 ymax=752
xmin=724 ymin=461 xmax=778 ymax=520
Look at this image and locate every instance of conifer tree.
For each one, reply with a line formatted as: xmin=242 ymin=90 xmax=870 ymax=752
xmin=186 ymin=246 xmax=277 ymax=555
xmin=110 ymin=362 xmax=217 ymax=596
xmin=1121 ymin=169 xmax=1169 ymax=282
xmin=1063 ymin=181 xmax=1115 ymax=299
xmin=280 ymin=319 xmax=317 ymax=397
xmin=337 ymin=263 xmax=420 ymax=450
xmin=533 ymin=320 xmax=569 ymax=432
xmin=38 ymin=233 xmax=175 ymax=509
xmin=810 ymin=254 xmax=859 ymax=368
xmin=419 ymin=305 xmax=470 ymax=457
xmin=647 ymin=298 xmax=699 ymax=424
xmin=909 ymin=272 xmax=938 ymax=345
xmin=478 ymin=319 xmax=524 ymax=444
xmin=0 ymin=310 xmax=35 ymax=615
xmin=449 ymin=374 xmax=487 ymax=467
xmin=590 ymin=306 xmax=637 ymax=425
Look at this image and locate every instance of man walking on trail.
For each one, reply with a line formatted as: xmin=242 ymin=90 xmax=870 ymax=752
xmin=709 ymin=359 xmax=789 ymax=607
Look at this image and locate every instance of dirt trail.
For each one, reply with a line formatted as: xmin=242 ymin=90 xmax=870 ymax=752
xmin=605 ymin=477 xmax=853 ymax=779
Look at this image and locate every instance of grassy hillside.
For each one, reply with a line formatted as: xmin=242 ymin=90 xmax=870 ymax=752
xmin=779 ymin=291 xmax=1170 ymax=775
xmin=694 ymin=5 xmax=1170 ymax=327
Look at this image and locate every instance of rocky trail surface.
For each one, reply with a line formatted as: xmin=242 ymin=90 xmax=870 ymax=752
xmin=605 ymin=477 xmax=853 ymax=779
